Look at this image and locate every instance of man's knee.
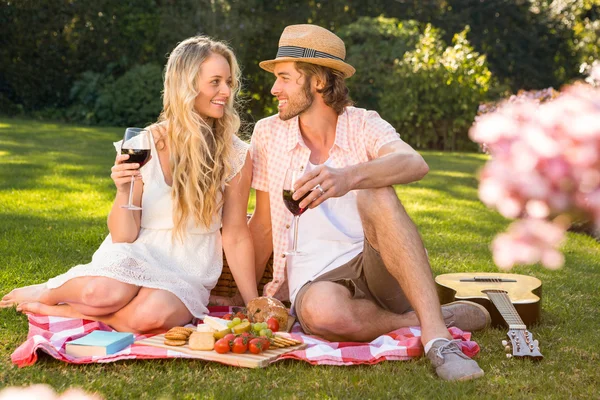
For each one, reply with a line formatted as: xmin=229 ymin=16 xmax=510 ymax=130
xmin=357 ymin=187 xmax=406 ymax=248
xmin=357 ymin=187 xmax=403 ymax=219
xmin=300 ymin=283 xmax=362 ymax=337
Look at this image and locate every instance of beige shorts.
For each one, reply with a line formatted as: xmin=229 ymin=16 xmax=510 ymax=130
xmin=293 ymin=239 xmax=412 ymax=335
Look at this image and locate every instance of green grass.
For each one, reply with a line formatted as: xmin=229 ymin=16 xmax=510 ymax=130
xmin=1 ymin=118 xmax=599 ymax=399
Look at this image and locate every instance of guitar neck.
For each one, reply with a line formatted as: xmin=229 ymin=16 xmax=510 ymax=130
xmin=485 ymin=290 xmax=526 ymax=329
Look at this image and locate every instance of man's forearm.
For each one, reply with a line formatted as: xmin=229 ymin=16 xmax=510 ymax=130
xmin=347 ymin=152 xmax=429 ymax=190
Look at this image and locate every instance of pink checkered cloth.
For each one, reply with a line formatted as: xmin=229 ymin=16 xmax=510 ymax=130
xmin=11 ymin=306 xmax=479 ymax=367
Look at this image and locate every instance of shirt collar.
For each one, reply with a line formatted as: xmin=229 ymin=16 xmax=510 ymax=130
xmin=285 ymin=108 xmax=350 ymax=152
xmin=286 ymin=116 xmax=303 ymax=151
xmin=332 ymin=108 xmax=350 ymax=151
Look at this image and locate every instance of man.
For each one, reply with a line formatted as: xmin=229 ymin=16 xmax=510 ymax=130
xmin=249 ymin=24 xmax=490 ymax=381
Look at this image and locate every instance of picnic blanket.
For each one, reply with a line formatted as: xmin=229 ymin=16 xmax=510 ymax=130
xmin=11 ymin=306 xmax=479 ymax=367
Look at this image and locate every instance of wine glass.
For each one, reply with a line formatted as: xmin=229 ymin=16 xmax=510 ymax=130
xmin=282 ymin=168 xmax=313 ymax=255
xmin=120 ymin=127 xmax=151 ymax=210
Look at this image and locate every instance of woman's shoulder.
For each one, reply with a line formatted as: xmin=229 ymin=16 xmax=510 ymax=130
xmin=225 ymin=135 xmax=250 ymax=183
xmin=147 ymin=121 xmax=167 ymax=136
xmin=146 ymin=122 xmax=168 ymax=149
xmin=232 ymin=134 xmax=250 ymax=151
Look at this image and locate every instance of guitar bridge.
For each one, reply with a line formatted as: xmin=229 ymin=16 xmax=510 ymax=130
xmin=460 ymin=277 xmax=517 ymax=282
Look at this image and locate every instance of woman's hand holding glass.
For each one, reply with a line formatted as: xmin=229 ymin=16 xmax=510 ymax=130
xmin=111 ymin=127 xmax=151 ymax=210
xmin=111 ymin=153 xmax=143 ymax=193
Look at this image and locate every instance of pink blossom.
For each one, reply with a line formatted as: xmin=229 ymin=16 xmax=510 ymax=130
xmin=472 ymin=82 xmax=600 ymax=270
xmin=0 ymin=385 xmax=101 ymax=400
xmin=526 ymin=200 xmax=550 ymax=218
xmin=490 ymin=219 xmax=567 ymax=270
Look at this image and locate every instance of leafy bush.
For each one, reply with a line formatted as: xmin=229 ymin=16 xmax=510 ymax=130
xmin=0 ymin=93 xmax=23 ymax=116
xmin=438 ymin=0 xmax=579 ymax=93
xmin=382 ymin=25 xmax=491 ymax=151
xmin=94 ymin=64 xmax=163 ymax=127
xmin=338 ymin=17 xmax=422 ymax=112
xmin=65 ymin=71 xmax=114 ymax=124
xmin=341 ymin=17 xmax=491 ymax=150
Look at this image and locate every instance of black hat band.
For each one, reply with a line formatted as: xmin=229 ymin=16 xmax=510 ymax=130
xmin=276 ymin=46 xmax=344 ymax=62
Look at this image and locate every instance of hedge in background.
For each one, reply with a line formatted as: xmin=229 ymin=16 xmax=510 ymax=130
xmin=342 ymin=17 xmax=491 ymax=151
xmin=92 ymin=63 xmax=163 ymax=127
xmin=338 ymin=17 xmax=422 ymax=112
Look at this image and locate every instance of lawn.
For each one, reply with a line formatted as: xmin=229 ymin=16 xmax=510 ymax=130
xmin=1 ymin=118 xmax=599 ymax=399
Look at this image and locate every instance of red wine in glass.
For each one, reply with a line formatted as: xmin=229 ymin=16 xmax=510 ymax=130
xmin=121 ymin=149 xmax=151 ymax=167
xmin=120 ymin=127 xmax=151 ymax=210
xmin=283 ymin=189 xmax=313 ymax=216
xmin=282 ymin=168 xmax=312 ymax=256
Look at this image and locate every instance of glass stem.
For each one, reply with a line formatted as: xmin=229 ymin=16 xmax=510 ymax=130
xmin=127 ymin=175 xmax=135 ymax=207
xmin=292 ymin=215 xmax=300 ymax=252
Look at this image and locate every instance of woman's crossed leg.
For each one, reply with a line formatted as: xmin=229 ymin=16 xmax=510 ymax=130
xmin=17 ymin=286 xmax=192 ymax=334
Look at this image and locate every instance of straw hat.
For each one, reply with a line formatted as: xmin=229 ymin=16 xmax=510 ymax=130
xmin=259 ymin=24 xmax=355 ymax=78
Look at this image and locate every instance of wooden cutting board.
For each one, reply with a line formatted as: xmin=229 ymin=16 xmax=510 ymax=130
xmin=135 ymin=334 xmax=307 ymax=368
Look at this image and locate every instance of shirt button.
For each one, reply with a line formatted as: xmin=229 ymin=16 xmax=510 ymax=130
xmin=281 ymin=254 xmax=286 ymax=258
xmin=285 ymin=224 xmax=290 ymax=229
xmin=273 ymin=280 xmax=279 ymax=284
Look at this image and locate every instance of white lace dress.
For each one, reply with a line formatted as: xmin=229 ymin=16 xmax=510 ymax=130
xmin=46 ymin=135 xmax=249 ymax=319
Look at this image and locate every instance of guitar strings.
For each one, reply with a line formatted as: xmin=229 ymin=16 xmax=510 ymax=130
xmin=488 ymin=278 xmax=524 ymax=326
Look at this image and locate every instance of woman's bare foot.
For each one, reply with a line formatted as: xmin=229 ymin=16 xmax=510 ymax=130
xmin=0 ymin=283 xmax=47 ymax=309
xmin=16 ymin=302 xmax=85 ymax=319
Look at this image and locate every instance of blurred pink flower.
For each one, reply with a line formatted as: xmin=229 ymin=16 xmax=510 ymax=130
xmin=491 ymin=219 xmax=567 ymax=270
xmin=472 ymin=82 xmax=600 ymax=270
xmin=0 ymin=385 xmax=102 ymax=400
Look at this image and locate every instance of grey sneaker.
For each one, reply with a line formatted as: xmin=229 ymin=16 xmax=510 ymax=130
xmin=442 ymin=301 xmax=491 ymax=332
xmin=426 ymin=339 xmax=484 ymax=381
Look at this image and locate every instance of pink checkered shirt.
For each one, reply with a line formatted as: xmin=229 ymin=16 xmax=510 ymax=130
xmin=250 ymin=106 xmax=401 ymax=300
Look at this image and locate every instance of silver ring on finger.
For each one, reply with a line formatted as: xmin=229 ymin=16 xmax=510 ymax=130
xmin=315 ymin=184 xmax=325 ymax=196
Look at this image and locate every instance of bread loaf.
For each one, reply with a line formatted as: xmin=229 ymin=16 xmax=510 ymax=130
xmin=246 ymin=296 xmax=288 ymax=331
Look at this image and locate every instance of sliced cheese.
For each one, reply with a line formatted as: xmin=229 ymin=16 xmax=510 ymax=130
xmin=196 ymin=324 xmax=216 ymax=333
xmin=202 ymin=315 xmax=230 ymax=331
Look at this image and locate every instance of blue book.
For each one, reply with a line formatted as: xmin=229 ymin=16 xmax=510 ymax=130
xmin=65 ymin=330 xmax=134 ymax=357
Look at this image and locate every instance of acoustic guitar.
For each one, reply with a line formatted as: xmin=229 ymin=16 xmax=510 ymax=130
xmin=435 ymin=272 xmax=543 ymax=360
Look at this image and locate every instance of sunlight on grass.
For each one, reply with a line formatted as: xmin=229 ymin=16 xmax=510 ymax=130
xmin=0 ymin=118 xmax=598 ymax=399
xmin=427 ymin=170 xmax=476 ymax=178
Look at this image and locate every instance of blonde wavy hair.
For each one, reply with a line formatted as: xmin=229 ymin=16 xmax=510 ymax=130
xmin=156 ymin=36 xmax=241 ymax=239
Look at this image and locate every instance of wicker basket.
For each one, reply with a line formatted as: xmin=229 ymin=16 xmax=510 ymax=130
xmin=213 ymin=251 xmax=274 ymax=298
xmin=213 ymin=214 xmax=274 ymax=298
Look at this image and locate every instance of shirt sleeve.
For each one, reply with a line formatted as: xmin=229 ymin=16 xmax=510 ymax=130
xmin=250 ymin=119 xmax=269 ymax=192
xmin=363 ymin=110 xmax=401 ymax=160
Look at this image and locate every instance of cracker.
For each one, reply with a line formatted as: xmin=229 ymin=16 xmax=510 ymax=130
xmin=164 ymin=332 xmax=189 ymax=340
xmin=164 ymin=339 xmax=187 ymax=346
xmin=168 ymin=327 xmax=193 ymax=335
xmin=274 ymin=335 xmax=301 ymax=345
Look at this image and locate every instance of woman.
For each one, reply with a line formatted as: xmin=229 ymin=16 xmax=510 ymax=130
xmin=0 ymin=36 xmax=258 ymax=333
